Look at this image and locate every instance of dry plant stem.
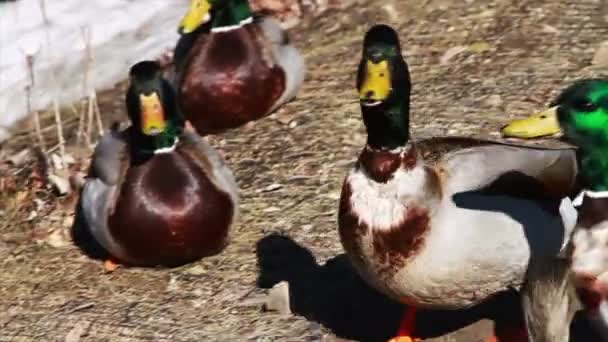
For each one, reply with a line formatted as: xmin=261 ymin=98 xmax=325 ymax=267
xmin=24 ymin=53 xmax=46 ymax=151
xmin=86 ymin=97 xmax=94 ymax=148
xmin=52 ymin=99 xmax=66 ymax=167
xmin=81 ymin=26 xmax=104 ymax=147
xmin=38 ymin=0 xmax=49 ymax=25
xmin=80 ymin=26 xmax=93 ymax=147
xmin=76 ymin=100 xmax=86 ymax=145
xmin=93 ymin=91 xmax=104 ymax=138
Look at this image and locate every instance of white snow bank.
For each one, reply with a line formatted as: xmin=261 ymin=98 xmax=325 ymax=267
xmin=0 ymin=0 xmax=189 ymax=142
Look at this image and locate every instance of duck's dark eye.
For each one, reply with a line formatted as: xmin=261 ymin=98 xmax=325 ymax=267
xmin=573 ymin=98 xmax=597 ymax=112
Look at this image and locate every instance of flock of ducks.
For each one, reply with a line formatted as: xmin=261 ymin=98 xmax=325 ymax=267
xmin=75 ymin=0 xmax=608 ymax=341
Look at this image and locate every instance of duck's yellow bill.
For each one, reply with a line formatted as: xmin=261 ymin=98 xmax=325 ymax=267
xmin=501 ymin=106 xmax=561 ymax=139
xmin=140 ymin=92 xmax=166 ymax=136
xmin=179 ymin=0 xmax=212 ymax=34
xmin=359 ymin=60 xmax=392 ymax=103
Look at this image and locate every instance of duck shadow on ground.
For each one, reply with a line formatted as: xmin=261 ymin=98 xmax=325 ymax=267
xmin=255 ymin=233 xmax=527 ymax=342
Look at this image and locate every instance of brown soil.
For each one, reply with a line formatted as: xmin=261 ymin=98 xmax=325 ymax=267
xmin=2 ymin=0 xmax=608 ymax=341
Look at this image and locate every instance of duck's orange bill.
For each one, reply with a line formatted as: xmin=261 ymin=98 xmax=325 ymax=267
xmin=140 ymin=92 xmax=166 ymax=136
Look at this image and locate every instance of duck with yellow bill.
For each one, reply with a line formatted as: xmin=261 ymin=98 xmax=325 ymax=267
xmin=174 ymin=0 xmax=306 ymax=135
xmin=80 ymin=61 xmax=239 ymax=270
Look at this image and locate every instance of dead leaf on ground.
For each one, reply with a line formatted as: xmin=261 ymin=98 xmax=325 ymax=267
xmin=440 ymin=46 xmax=467 ymax=65
xmin=48 ymin=174 xmax=72 ymax=195
xmin=8 ymin=149 xmax=31 ymax=166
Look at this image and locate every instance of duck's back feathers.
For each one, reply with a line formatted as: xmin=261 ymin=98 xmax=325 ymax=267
xmin=418 ymin=137 xmax=579 ymax=199
xmin=257 ymin=17 xmax=305 ymax=113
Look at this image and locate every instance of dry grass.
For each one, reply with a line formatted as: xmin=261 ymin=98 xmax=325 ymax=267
xmin=1 ymin=0 xmax=608 ymax=341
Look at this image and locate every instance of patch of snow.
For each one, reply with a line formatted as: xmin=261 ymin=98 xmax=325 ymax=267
xmin=0 ymin=0 xmax=189 ymax=142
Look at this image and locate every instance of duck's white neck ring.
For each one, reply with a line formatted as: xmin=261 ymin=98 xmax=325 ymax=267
xmin=364 ymin=144 xmax=411 ymax=155
xmin=211 ymin=17 xmax=253 ymax=33
xmin=572 ymin=189 xmax=608 ymax=207
xmin=154 ymin=137 xmax=180 ymax=155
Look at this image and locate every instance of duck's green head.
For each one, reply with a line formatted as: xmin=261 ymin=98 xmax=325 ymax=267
xmin=126 ymin=61 xmax=183 ymax=152
xmin=554 ymin=79 xmax=608 ymax=147
xmin=357 ymin=24 xmax=412 ymax=150
xmin=554 ymin=79 xmax=608 ymax=190
xmin=178 ymin=0 xmax=252 ymax=34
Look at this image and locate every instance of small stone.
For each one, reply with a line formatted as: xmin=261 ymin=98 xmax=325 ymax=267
xmin=542 ymin=24 xmax=559 ymax=34
xmin=263 ymin=183 xmax=283 ymax=192
xmin=485 ymin=94 xmax=503 ymax=107
xmin=46 ymin=228 xmax=70 ymax=248
xmin=263 ymin=281 xmax=292 ymax=315
xmin=592 ymin=41 xmax=608 ymax=67
xmin=65 ymin=321 xmax=90 ymax=342
xmin=186 ymin=265 xmax=207 ymax=276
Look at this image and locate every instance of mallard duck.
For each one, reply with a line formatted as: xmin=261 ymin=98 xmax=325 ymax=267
xmin=558 ymin=79 xmax=608 ymax=340
xmin=556 ymin=79 xmax=608 ymax=296
xmin=81 ymin=61 xmax=239 ymax=270
xmin=338 ymin=24 xmax=581 ymax=342
xmin=174 ymin=0 xmax=306 ymax=135
xmin=501 ymin=107 xmax=562 ymax=139
xmin=520 ymin=79 xmax=608 ymax=341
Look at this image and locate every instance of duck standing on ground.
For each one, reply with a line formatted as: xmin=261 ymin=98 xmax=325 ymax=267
xmin=174 ymin=0 xmax=306 ymax=135
xmin=338 ymin=24 xmax=580 ymax=342
xmin=562 ymin=80 xmax=608 ymax=301
xmin=80 ymin=61 xmax=239 ymax=270
xmin=523 ymin=79 xmax=608 ymax=341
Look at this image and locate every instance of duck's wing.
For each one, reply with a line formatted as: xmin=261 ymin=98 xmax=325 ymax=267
xmin=420 ymin=137 xmax=579 ymax=199
xmin=88 ymin=128 xmax=130 ymax=186
xmin=423 ymin=137 xmax=579 ymax=254
xmin=178 ymin=131 xmax=239 ymax=208
xmin=80 ymin=128 xmax=130 ymax=259
xmin=256 ymin=16 xmax=305 ymax=112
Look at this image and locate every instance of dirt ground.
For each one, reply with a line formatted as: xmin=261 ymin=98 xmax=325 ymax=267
xmin=2 ymin=0 xmax=608 ymax=341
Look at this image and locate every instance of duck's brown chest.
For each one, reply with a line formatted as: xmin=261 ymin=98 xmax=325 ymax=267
xmin=179 ymin=25 xmax=286 ymax=134
xmin=337 ymin=180 xmax=431 ymax=282
xmin=108 ymin=151 xmax=234 ymax=266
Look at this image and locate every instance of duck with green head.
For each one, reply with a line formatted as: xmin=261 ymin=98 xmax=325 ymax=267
xmin=516 ymin=79 xmax=608 ymax=342
xmin=174 ymin=0 xmax=305 ymax=135
xmin=80 ymin=61 xmax=239 ymax=270
xmin=338 ymin=24 xmax=582 ymax=342
xmin=557 ymin=79 xmax=608 ymax=339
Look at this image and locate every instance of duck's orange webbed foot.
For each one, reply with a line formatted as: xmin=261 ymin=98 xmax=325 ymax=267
xmin=388 ymin=306 xmax=422 ymax=342
xmin=103 ymin=258 xmax=121 ymax=272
